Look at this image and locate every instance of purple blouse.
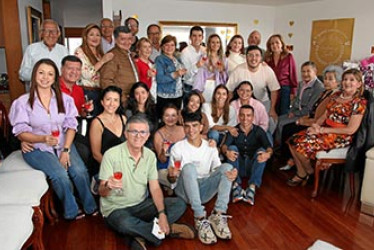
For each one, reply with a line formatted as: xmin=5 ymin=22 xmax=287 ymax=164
xmin=193 ymin=58 xmax=228 ymax=92
xmin=9 ymin=91 xmax=78 ymax=155
xmin=267 ymin=53 xmax=298 ymax=95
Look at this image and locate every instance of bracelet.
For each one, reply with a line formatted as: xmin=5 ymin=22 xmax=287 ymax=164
xmin=158 ymin=209 xmax=166 ymax=215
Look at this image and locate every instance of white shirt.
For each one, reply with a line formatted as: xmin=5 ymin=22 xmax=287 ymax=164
xmin=101 ymin=37 xmax=115 ymax=54
xmin=180 ymin=44 xmax=205 ymax=86
xmin=227 ymin=52 xmax=246 ymax=76
xmin=19 ymin=41 xmax=68 ymax=81
xmin=170 ymin=139 xmax=221 ymax=179
xmin=149 ymin=46 xmax=161 ymax=62
xmin=202 ymin=103 xmax=237 ymax=128
xmin=226 ymin=63 xmax=280 ymax=103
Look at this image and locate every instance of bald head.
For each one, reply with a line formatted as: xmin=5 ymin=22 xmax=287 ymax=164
xmin=248 ymin=30 xmax=261 ymax=46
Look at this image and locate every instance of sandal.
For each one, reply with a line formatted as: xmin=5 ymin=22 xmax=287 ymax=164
xmin=88 ymin=210 xmax=99 ymax=217
xmin=287 ymin=173 xmax=309 ymax=187
xmin=243 ymin=188 xmax=255 ymax=205
xmin=75 ymin=211 xmax=86 ymax=220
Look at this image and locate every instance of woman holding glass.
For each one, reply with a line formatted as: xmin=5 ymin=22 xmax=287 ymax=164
xmin=9 ymin=59 xmax=97 ymax=220
xmin=225 ymin=35 xmax=246 ymax=75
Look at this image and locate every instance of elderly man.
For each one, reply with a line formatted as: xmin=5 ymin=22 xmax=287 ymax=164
xmin=247 ymin=30 xmax=265 ymax=59
xmin=147 ymin=24 xmax=162 ymax=62
xmin=19 ymin=19 xmax=68 ymax=90
xmin=100 ymin=26 xmax=139 ymax=103
xmin=124 ymin=17 xmax=139 ymax=54
xmin=100 ymin=18 xmax=115 ymax=53
xmin=99 ymin=115 xmax=194 ymax=250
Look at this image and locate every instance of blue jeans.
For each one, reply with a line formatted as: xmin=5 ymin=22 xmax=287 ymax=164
xmin=23 ymin=144 xmax=97 ymax=219
xmin=226 ymin=145 xmax=266 ymax=187
xmin=105 ymin=197 xmax=186 ymax=246
xmin=208 ymin=130 xmax=226 ymax=146
xmin=279 ymin=85 xmax=291 ymax=115
xmin=175 ymin=163 xmax=233 ymax=218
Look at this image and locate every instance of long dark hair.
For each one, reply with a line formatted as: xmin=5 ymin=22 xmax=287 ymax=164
xmin=211 ymin=85 xmax=230 ymax=124
xmin=181 ymin=90 xmax=205 ymax=121
xmin=230 ymin=81 xmax=256 ymax=102
xmin=100 ymin=85 xmax=124 ymax=115
xmin=29 ymin=59 xmax=65 ymax=113
xmin=126 ymin=82 xmax=156 ymax=117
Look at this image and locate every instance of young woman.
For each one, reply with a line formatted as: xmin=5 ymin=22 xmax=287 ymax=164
xmin=9 ymin=59 xmax=97 ymax=220
xmin=75 ymin=23 xmax=113 ymax=116
xmin=193 ymin=34 xmax=228 ymax=103
xmin=225 ymin=35 xmax=246 ymax=75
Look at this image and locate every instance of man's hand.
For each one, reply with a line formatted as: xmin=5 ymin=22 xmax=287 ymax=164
xmin=208 ymin=139 xmax=217 ymax=148
xmin=257 ymin=151 xmax=271 ymax=163
xmin=21 ymin=141 xmax=34 ymax=153
xmin=226 ymin=150 xmax=238 ymax=162
xmin=288 ymin=112 xmax=295 ymax=119
xmin=225 ymin=168 xmax=238 ymax=182
xmin=228 ymin=127 xmax=239 ymax=137
xmin=106 ymin=176 xmax=123 ymax=190
xmin=158 ymin=213 xmax=170 ymax=235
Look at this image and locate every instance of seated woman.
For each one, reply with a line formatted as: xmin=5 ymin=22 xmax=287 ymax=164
xmin=202 ymin=85 xmax=237 ymax=146
xmin=287 ymin=68 xmax=367 ymax=186
xmin=9 ymin=59 xmax=97 ymax=220
xmin=225 ymin=35 xmax=246 ymax=75
xmin=89 ymin=86 xmax=127 ymax=193
xmin=193 ymin=34 xmax=228 ymax=103
xmin=154 ymin=103 xmax=185 ymax=189
xmin=280 ymin=65 xmax=343 ymax=170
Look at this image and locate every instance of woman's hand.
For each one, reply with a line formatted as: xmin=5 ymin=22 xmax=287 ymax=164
xmin=228 ymin=127 xmax=239 ymax=137
xmin=59 ymin=152 xmax=71 ymax=170
xmin=147 ymin=68 xmax=156 ymax=78
xmin=269 ymin=108 xmax=278 ymax=121
xmin=102 ymin=52 xmax=114 ymax=64
xmin=225 ymin=168 xmax=238 ymax=182
xmin=21 ymin=141 xmax=34 ymax=153
xmin=307 ymin=124 xmax=320 ymax=135
xmin=175 ymin=68 xmax=187 ymax=77
xmin=44 ymin=135 xmax=59 ymax=147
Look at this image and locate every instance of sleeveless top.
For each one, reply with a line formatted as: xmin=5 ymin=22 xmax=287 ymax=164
xmin=96 ymin=116 xmax=126 ymax=155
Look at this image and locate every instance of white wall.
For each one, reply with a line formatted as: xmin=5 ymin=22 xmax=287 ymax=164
xmin=275 ymin=0 xmax=374 ymax=72
xmin=62 ymin=0 xmax=102 ymax=27
xmin=107 ymin=0 xmax=276 ymax=48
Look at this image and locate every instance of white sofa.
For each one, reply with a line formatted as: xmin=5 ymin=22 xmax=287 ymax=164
xmin=361 ymin=147 xmax=374 ymax=216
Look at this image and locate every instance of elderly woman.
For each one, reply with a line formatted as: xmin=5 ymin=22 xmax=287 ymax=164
xmin=9 ymin=59 xmax=97 ymax=220
xmin=287 ymin=68 xmax=367 ymax=186
xmin=265 ymin=34 xmax=298 ymax=115
xmin=75 ymin=23 xmax=113 ymax=115
xmin=225 ymin=35 xmax=246 ymax=75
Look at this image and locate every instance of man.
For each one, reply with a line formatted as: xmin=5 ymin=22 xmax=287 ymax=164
xmin=247 ymin=30 xmax=265 ymax=59
xmin=168 ymin=112 xmax=237 ymax=245
xmin=124 ymin=17 xmax=139 ymax=54
xmin=99 ymin=115 xmax=194 ymax=250
xmin=100 ymin=26 xmax=139 ymax=103
xmin=222 ymin=105 xmax=272 ymax=206
xmin=100 ymin=18 xmax=115 ymax=53
xmin=19 ymin=19 xmax=68 ymax=90
xmin=147 ymin=24 xmax=162 ymax=62
xmin=180 ymin=26 xmax=206 ymax=96
xmin=226 ymin=45 xmax=280 ymax=129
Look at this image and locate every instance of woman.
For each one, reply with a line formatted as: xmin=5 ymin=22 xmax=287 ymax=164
xmin=230 ymin=81 xmax=269 ymax=132
xmin=225 ymin=35 xmax=246 ymax=75
xmin=280 ymin=65 xmax=343 ymax=170
xmin=287 ymin=68 xmax=367 ymax=186
xmin=155 ymin=35 xmax=186 ymax=112
xmin=202 ymin=85 xmax=237 ymax=145
xmin=75 ymin=23 xmax=113 ymax=116
xmin=193 ymin=34 xmax=228 ymax=103
xmin=9 ymin=59 xmax=97 ymax=220
xmin=135 ymin=37 xmax=157 ymax=100
xmin=154 ymin=104 xmax=185 ymax=188
xmin=89 ymin=86 xmax=127 ymax=190
xmin=265 ymin=34 xmax=298 ymax=115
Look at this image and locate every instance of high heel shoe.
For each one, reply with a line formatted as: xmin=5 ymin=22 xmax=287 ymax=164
xmin=287 ymin=173 xmax=309 ymax=187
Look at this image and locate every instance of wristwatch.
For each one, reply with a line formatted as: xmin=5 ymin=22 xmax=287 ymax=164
xmin=62 ymin=147 xmax=70 ymax=153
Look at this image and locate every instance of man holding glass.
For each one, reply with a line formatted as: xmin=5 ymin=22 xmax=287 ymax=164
xmin=99 ymin=114 xmax=194 ymax=249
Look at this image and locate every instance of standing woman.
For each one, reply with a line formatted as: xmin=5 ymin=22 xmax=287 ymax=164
xmin=75 ymin=23 xmax=113 ymax=116
xmin=193 ymin=34 xmax=228 ymax=103
xmin=225 ymin=35 xmax=246 ymax=75
xmin=265 ymin=34 xmax=298 ymax=115
xmin=9 ymin=59 xmax=97 ymax=220
xmin=155 ymin=35 xmax=186 ymax=113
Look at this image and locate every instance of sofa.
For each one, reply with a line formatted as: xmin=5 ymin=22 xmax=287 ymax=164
xmin=361 ymin=147 xmax=374 ymax=216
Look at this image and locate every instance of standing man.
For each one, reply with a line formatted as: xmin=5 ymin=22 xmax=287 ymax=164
xmin=147 ymin=24 xmax=162 ymax=62
xmin=100 ymin=26 xmax=139 ymax=103
xmin=99 ymin=115 xmax=195 ymax=249
xmin=180 ymin=26 xmax=206 ymax=96
xmin=19 ymin=19 xmax=68 ymax=91
xmin=168 ymin=112 xmax=237 ymax=245
xmin=222 ymin=105 xmax=272 ymax=205
xmin=100 ymin=18 xmax=115 ymax=53
xmin=247 ymin=30 xmax=265 ymax=59
xmin=124 ymin=17 xmax=139 ymax=54
xmin=227 ymin=45 xmax=280 ymax=130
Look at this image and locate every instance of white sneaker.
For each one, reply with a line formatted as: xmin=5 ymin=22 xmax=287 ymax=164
xmin=208 ymin=212 xmax=232 ymax=240
xmin=279 ymin=164 xmax=292 ymax=171
xmin=195 ymin=218 xmax=217 ymax=245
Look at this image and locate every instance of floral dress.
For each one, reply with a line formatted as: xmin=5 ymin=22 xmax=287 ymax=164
xmin=289 ymin=91 xmax=366 ymax=159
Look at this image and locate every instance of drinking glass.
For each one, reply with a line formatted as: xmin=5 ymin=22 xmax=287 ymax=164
xmin=163 ymin=140 xmax=171 ymax=157
xmin=84 ymin=95 xmax=93 ymax=118
xmin=113 ymin=169 xmax=123 ymax=196
xmin=50 ymin=122 xmax=60 ymax=150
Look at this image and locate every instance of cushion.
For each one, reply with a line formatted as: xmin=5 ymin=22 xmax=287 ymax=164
xmin=0 ymin=170 xmax=48 ymax=206
xmin=316 ymin=147 xmax=349 ymax=159
xmin=0 ymin=150 xmax=35 ymax=173
xmin=365 ymin=146 xmax=374 ymax=159
xmin=0 ymin=205 xmax=34 ymax=250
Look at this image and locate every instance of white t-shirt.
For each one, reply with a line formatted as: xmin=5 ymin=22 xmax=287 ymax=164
xmin=226 ymin=63 xmax=280 ymax=103
xmin=202 ymin=103 xmax=237 ymax=128
xmin=180 ymin=45 xmax=205 ymax=86
xmin=169 ymin=139 xmax=221 ymax=179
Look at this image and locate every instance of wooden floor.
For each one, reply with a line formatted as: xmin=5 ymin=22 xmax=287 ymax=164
xmin=43 ymin=159 xmax=374 ymax=250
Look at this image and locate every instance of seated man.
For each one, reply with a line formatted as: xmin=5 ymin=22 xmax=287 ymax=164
xmin=222 ymin=105 xmax=272 ymax=206
xmin=99 ymin=115 xmax=194 ymax=250
xmin=168 ymin=112 xmax=237 ymax=245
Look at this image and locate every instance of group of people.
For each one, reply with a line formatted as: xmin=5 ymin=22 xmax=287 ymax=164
xmin=8 ymin=16 xmax=368 ymax=249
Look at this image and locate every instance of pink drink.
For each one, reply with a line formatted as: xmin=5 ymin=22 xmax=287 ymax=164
xmin=174 ymin=161 xmax=181 ymax=170
xmin=51 ymin=130 xmax=60 ymax=138
xmin=113 ymin=172 xmax=123 ymax=180
xmin=202 ymin=55 xmax=208 ymax=61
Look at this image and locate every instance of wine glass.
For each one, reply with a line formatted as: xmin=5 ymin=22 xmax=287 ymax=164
xmin=174 ymin=157 xmax=182 ymax=171
xmin=84 ymin=95 xmax=93 ymax=119
xmin=202 ymin=54 xmax=208 ymax=62
xmin=50 ymin=122 xmax=60 ymax=150
xmin=113 ymin=169 xmax=123 ymax=196
xmin=163 ymin=140 xmax=171 ymax=157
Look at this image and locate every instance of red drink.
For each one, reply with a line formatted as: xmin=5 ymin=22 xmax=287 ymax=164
xmin=202 ymin=55 xmax=208 ymax=61
xmin=164 ymin=141 xmax=171 ymax=149
xmin=113 ymin=172 xmax=123 ymax=180
xmin=152 ymin=68 xmax=157 ymax=74
xmin=174 ymin=161 xmax=181 ymax=170
xmin=51 ymin=130 xmax=60 ymax=138
xmin=216 ymin=60 xmax=222 ymax=66
xmin=84 ymin=103 xmax=92 ymax=110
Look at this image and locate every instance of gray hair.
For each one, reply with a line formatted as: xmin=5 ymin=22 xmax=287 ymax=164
xmin=323 ymin=65 xmax=344 ymax=83
xmin=113 ymin=25 xmax=131 ymax=39
xmin=125 ymin=114 xmax=150 ymax=131
xmin=41 ymin=19 xmax=60 ymax=32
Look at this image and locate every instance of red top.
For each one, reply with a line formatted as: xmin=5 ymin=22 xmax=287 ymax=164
xmin=59 ymin=77 xmax=85 ymax=114
xmin=267 ymin=53 xmax=298 ymax=95
xmin=135 ymin=58 xmax=153 ymax=89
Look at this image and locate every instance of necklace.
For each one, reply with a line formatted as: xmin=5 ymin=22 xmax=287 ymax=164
xmin=340 ymin=93 xmax=352 ymax=100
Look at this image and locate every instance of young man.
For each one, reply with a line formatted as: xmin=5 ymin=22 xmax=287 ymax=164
xmin=222 ymin=105 xmax=273 ymax=205
xmin=99 ymin=115 xmax=194 ymax=250
xmin=168 ymin=112 xmax=237 ymax=245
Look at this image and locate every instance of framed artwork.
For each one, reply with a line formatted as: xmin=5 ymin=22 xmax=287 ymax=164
xmin=27 ymin=6 xmax=43 ymax=44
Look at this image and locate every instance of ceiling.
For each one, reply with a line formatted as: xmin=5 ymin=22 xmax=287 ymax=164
xmin=178 ymin=0 xmax=323 ymax=6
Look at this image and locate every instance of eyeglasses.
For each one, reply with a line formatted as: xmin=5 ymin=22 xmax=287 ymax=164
xmin=126 ymin=130 xmax=149 ymax=137
xmin=101 ymin=25 xmax=114 ymax=29
xmin=148 ymin=32 xmax=160 ymax=35
xmin=42 ymin=29 xmax=59 ymax=35
xmin=128 ymin=24 xmax=138 ymax=28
